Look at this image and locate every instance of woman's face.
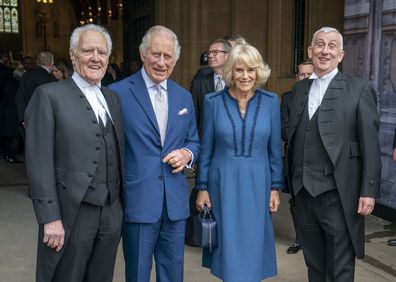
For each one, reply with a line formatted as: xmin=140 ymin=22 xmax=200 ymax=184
xmin=232 ymin=61 xmax=256 ymax=94
xmin=52 ymin=66 xmax=64 ymax=80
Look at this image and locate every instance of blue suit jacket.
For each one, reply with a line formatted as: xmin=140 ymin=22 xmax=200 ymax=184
xmin=109 ymin=70 xmax=199 ymax=223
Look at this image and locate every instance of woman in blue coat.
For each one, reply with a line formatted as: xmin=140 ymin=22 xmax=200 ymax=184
xmin=195 ymin=44 xmax=284 ymax=282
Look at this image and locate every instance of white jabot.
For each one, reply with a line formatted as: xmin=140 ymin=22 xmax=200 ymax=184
xmin=308 ymin=68 xmax=338 ymax=119
xmin=72 ymin=72 xmax=112 ymax=124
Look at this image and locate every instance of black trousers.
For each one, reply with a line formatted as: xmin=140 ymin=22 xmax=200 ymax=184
xmin=50 ymin=199 xmax=123 ymax=282
xmin=294 ymin=188 xmax=355 ymax=282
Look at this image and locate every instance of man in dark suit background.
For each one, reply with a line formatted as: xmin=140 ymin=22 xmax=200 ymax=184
xmin=285 ymin=27 xmax=381 ymax=281
xmin=109 ymin=25 xmax=199 ymax=282
xmin=15 ymin=51 xmax=57 ymax=128
xmin=281 ymin=59 xmax=313 ymax=254
xmin=191 ymin=38 xmax=231 ymax=136
xmin=25 ymin=24 xmax=124 ymax=282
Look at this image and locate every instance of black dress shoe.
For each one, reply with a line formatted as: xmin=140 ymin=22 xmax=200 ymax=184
xmin=287 ymin=242 xmax=302 ymax=254
xmin=388 ymin=239 xmax=396 ymax=246
xmin=8 ymin=157 xmax=24 ymax=164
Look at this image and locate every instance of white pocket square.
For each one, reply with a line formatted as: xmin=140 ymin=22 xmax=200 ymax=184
xmin=178 ymin=108 xmax=188 ymax=115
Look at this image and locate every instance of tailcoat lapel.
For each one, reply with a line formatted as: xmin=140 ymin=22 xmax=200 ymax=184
xmin=317 ymin=72 xmax=347 ymax=162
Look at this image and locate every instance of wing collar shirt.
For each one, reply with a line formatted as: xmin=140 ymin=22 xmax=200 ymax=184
xmin=72 ymin=72 xmax=113 ymax=123
xmin=308 ymin=67 xmax=338 ymax=120
xmin=141 ymin=67 xmax=194 ymax=167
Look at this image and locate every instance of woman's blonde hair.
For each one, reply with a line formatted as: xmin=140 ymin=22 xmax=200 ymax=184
xmin=222 ymin=44 xmax=271 ymax=90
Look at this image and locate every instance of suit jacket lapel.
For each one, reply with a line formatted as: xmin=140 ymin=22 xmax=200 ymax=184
xmin=129 ymin=72 xmax=160 ymax=135
xmin=204 ymin=74 xmax=215 ymax=93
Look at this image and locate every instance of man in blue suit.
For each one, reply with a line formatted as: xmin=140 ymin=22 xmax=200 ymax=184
xmin=109 ymin=25 xmax=200 ymax=282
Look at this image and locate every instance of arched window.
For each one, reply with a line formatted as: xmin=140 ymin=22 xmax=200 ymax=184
xmin=0 ymin=0 xmax=19 ymax=33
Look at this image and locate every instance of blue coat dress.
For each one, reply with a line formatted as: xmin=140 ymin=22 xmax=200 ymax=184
xmin=195 ymin=88 xmax=284 ymax=282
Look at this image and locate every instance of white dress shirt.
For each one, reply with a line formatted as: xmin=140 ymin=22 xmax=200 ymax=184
xmin=141 ymin=67 xmax=169 ymax=116
xmin=72 ymin=73 xmax=113 ymax=124
xmin=141 ymin=68 xmax=194 ymax=166
xmin=308 ymin=68 xmax=338 ymax=119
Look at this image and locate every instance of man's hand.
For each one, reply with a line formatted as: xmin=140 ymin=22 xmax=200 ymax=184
xmin=269 ymin=190 xmax=280 ymax=212
xmin=357 ymin=197 xmax=375 ymax=216
xmin=43 ymin=220 xmax=65 ymax=252
xmin=393 ymin=148 xmax=396 ymax=162
xmin=163 ymin=149 xmax=191 ymax=173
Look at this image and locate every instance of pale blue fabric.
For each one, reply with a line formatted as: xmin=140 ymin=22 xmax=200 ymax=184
xmin=195 ymin=88 xmax=284 ymax=282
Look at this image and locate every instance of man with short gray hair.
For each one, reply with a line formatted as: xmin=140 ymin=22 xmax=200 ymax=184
xmin=285 ymin=27 xmax=381 ymax=281
xmin=25 ymin=24 xmax=124 ymax=282
xmin=15 ymin=51 xmax=57 ymax=126
xmin=109 ymin=25 xmax=199 ymax=282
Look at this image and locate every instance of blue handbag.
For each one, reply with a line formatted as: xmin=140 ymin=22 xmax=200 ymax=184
xmin=192 ymin=204 xmax=218 ymax=251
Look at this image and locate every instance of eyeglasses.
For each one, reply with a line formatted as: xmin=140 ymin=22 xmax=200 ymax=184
xmin=207 ymin=49 xmax=228 ymax=56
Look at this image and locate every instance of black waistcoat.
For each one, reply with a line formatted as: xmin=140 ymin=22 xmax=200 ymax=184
xmin=83 ymin=117 xmax=120 ymax=206
xmin=291 ymin=104 xmax=336 ymax=197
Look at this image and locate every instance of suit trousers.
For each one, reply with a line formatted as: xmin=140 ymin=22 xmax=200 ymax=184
xmin=51 ymin=198 xmax=123 ymax=282
xmin=294 ymin=188 xmax=355 ymax=282
xmin=123 ymin=218 xmax=186 ymax=282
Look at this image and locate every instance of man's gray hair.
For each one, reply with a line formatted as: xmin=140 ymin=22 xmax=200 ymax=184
xmin=70 ymin=24 xmax=112 ymax=56
xmin=311 ymin=27 xmax=343 ymax=50
xmin=37 ymin=52 xmax=54 ymax=66
xmin=211 ymin=38 xmax=232 ymax=53
xmin=139 ymin=25 xmax=181 ymax=61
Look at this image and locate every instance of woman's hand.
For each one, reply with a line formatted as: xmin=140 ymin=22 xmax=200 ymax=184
xmin=196 ymin=190 xmax=211 ymax=212
xmin=269 ymin=190 xmax=280 ymax=212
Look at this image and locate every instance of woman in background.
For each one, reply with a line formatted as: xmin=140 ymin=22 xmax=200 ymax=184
xmin=52 ymin=60 xmax=70 ymax=80
xmin=195 ymin=44 xmax=283 ymax=282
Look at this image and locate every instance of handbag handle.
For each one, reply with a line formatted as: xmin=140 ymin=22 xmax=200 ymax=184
xmin=202 ymin=204 xmax=213 ymax=219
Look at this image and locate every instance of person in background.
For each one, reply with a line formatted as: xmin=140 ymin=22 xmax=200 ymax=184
xmin=25 ymin=24 xmax=124 ymax=282
xmin=195 ymin=44 xmax=283 ymax=281
xmin=15 ymin=51 xmax=57 ymax=128
xmin=191 ymin=51 xmax=212 ymax=82
xmin=0 ymin=49 xmax=21 ymax=163
xmin=102 ymin=63 xmax=121 ymax=86
xmin=223 ymin=34 xmax=247 ymax=47
xmin=109 ymin=25 xmax=199 ymax=282
xmin=191 ymin=38 xmax=232 ymax=136
xmin=280 ymin=59 xmax=313 ymax=254
xmin=52 ymin=60 xmax=71 ymax=80
xmin=285 ymin=27 xmax=381 ymax=281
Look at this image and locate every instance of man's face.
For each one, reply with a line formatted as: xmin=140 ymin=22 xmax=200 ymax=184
xmin=296 ymin=64 xmax=314 ymax=81
xmin=23 ymin=58 xmax=35 ymax=70
xmin=208 ymin=42 xmax=229 ymax=71
xmin=140 ymin=34 xmax=177 ymax=84
xmin=308 ymin=31 xmax=344 ymax=77
xmin=70 ymin=30 xmax=109 ymax=85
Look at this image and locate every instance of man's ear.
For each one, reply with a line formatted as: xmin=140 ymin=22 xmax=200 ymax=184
xmin=307 ymin=46 xmax=313 ymax=59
